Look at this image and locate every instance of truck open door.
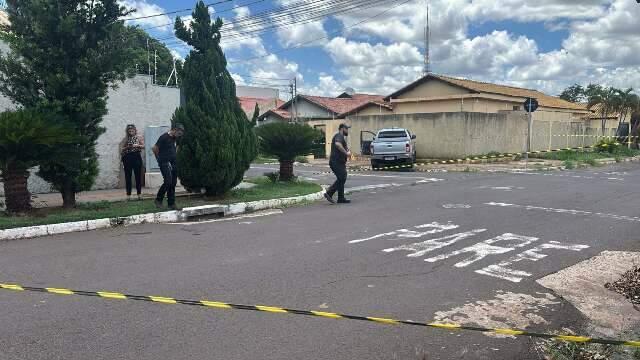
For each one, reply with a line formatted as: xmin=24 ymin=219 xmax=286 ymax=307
xmin=360 ymin=130 xmax=376 ymax=155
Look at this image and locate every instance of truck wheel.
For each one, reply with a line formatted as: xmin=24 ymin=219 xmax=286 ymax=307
xmin=371 ymin=160 xmax=378 ymax=170
xmin=406 ymin=159 xmax=414 ymax=169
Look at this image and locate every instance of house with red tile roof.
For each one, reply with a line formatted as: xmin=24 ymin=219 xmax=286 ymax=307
xmin=237 ymin=96 xmax=284 ymax=120
xmin=258 ymin=92 xmax=389 ymax=124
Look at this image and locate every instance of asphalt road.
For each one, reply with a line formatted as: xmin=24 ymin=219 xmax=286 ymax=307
xmin=1 ymin=163 xmax=639 ymax=360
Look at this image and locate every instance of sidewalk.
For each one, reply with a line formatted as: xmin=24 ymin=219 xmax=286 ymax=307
xmin=6 ymin=183 xmax=257 ymax=209
xmin=27 ymin=186 xmax=188 ymax=209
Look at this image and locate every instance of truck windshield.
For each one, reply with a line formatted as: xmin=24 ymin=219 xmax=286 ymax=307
xmin=377 ymin=131 xmax=407 ymax=141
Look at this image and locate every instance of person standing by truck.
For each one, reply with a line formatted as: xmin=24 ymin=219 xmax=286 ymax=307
xmin=324 ymin=123 xmax=351 ymax=204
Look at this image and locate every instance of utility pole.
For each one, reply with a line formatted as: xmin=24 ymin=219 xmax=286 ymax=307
xmin=165 ymin=58 xmax=179 ymax=87
xmin=423 ymin=0 xmax=431 ymax=76
xmin=291 ymin=77 xmax=298 ymax=123
xmin=147 ymin=39 xmax=151 ymax=77
xmin=153 ymin=50 xmax=158 ymax=85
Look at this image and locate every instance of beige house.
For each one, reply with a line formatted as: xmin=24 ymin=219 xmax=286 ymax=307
xmin=360 ymin=74 xmax=590 ymax=121
xmin=258 ymin=74 xmax=615 ymax=159
xmin=344 ymin=74 xmax=615 ymax=158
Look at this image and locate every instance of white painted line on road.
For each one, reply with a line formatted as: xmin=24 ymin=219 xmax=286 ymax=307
xmin=345 ymin=183 xmax=402 ymax=193
xmin=349 ymin=173 xmax=443 ymax=181
xmin=485 ymin=202 xmax=640 ymax=222
xmin=474 ymin=186 xmax=525 ymax=191
xmin=349 ymin=222 xmax=459 ymax=244
xmin=476 ymin=241 xmax=590 ymax=283
xmin=350 ymin=221 xmax=590 ymax=282
xmin=509 ymin=171 xmax=624 ymax=181
xmin=173 ymin=209 xmax=284 ymax=225
xmin=424 ymin=233 xmax=539 ymax=268
xmin=442 ymin=204 xmax=471 ymax=209
xmin=382 ymin=229 xmax=487 ymax=258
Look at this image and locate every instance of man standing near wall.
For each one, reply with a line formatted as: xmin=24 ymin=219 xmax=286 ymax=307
xmin=152 ymin=124 xmax=185 ymax=210
xmin=325 ymin=123 xmax=351 ymax=204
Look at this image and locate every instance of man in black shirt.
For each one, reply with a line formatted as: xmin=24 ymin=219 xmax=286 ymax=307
xmin=152 ymin=123 xmax=185 ymax=210
xmin=325 ymin=123 xmax=351 ymax=204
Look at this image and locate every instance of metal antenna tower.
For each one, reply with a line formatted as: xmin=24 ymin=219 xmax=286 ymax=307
xmin=423 ymin=0 xmax=431 ymax=75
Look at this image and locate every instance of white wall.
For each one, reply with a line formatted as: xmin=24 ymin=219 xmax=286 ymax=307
xmin=237 ymin=85 xmax=280 ymax=99
xmin=0 ymin=75 xmax=181 ymax=195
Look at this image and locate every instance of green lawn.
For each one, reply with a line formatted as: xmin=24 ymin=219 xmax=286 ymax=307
xmin=538 ymin=147 xmax=639 ymax=167
xmin=253 ymin=155 xmax=278 ymax=164
xmin=0 ymin=178 xmax=321 ymax=230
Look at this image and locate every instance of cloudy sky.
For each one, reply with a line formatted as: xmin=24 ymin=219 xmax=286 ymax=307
xmin=121 ymin=0 xmax=640 ymax=98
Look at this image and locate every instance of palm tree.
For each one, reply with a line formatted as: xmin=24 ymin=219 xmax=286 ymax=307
xmin=255 ymin=122 xmax=323 ymax=181
xmin=616 ymin=88 xmax=634 ymax=126
xmin=0 ymin=109 xmax=72 ymax=213
xmin=586 ymin=85 xmax=619 ymax=136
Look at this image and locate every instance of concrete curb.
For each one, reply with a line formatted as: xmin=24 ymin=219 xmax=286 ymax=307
xmin=0 ymin=189 xmax=325 ymax=241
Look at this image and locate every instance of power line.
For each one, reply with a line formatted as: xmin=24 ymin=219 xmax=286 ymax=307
xmin=154 ymin=0 xmax=354 ymax=41
xmin=122 ymin=0 xmax=237 ymax=21
xmin=234 ymin=74 xmax=293 ymax=81
xmin=140 ymin=0 xmax=268 ymax=30
xmin=229 ymin=0 xmax=411 ymax=63
xmin=222 ymin=0 xmax=397 ymax=44
xmin=157 ymin=0 xmax=394 ymax=45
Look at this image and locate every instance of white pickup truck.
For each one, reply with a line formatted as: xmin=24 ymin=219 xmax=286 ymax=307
xmin=368 ymin=128 xmax=417 ymax=169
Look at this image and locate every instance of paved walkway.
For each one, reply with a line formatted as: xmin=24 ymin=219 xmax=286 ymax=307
xmin=2 ymin=183 xmax=257 ymax=209
xmin=27 ymin=186 xmax=188 ymax=208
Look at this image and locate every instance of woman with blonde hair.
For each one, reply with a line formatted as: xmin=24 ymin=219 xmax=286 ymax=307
xmin=120 ymin=124 xmax=145 ymax=200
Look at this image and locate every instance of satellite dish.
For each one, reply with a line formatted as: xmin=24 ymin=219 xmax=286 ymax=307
xmin=344 ymin=87 xmax=355 ymax=96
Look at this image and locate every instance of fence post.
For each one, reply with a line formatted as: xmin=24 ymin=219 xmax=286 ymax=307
xmin=548 ymin=122 xmax=552 ymax=151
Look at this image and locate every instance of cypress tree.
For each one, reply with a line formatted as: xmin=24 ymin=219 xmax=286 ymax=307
xmin=172 ymin=1 xmax=257 ymax=196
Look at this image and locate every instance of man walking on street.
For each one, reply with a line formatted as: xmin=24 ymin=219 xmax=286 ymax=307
xmin=153 ymin=123 xmax=185 ymax=210
xmin=325 ymin=123 xmax=351 ymax=204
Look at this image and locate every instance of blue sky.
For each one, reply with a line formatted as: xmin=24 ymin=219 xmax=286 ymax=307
xmin=121 ymin=0 xmax=640 ymax=98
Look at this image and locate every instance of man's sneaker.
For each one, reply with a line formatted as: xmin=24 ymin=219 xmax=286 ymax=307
xmin=337 ymin=198 xmax=351 ymax=204
xmin=168 ymin=205 xmax=180 ymax=211
xmin=154 ymin=199 xmax=163 ymax=209
xmin=324 ymin=193 xmax=335 ymax=204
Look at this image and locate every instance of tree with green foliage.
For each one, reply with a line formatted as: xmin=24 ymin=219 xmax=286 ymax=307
xmin=124 ymin=26 xmax=183 ymax=86
xmin=559 ymin=84 xmax=585 ymax=103
xmin=255 ymin=123 xmax=322 ymax=181
xmin=0 ymin=109 xmax=72 ymax=213
xmin=0 ymin=0 xmax=134 ymax=208
xmin=172 ymin=1 xmax=257 ymax=196
xmin=250 ymin=103 xmax=260 ymax=127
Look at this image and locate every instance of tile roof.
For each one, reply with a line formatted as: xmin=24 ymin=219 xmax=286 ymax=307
xmin=340 ymin=100 xmax=394 ymax=117
xmin=386 ymin=74 xmax=588 ymax=111
xmin=263 ymin=108 xmax=291 ymax=120
xmin=299 ymin=94 xmax=386 ymax=116
xmin=238 ymin=96 xmax=283 ymax=116
xmin=588 ymin=103 xmax=620 ymax=119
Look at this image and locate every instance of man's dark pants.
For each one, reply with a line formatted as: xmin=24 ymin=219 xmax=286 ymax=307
xmin=156 ymin=160 xmax=178 ymax=207
xmin=327 ymin=161 xmax=347 ymax=200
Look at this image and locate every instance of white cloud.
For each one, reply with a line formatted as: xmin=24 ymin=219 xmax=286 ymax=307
xmin=169 ymin=49 xmax=184 ymax=61
xmin=276 ymin=20 xmax=328 ymax=47
xmin=462 ymin=0 xmax=609 ymax=23
xmin=325 ymin=37 xmax=422 ymax=67
xmin=300 ymin=75 xmax=343 ymax=97
xmin=233 ymin=6 xmax=251 ymax=18
xmin=220 ymin=5 xmax=267 ymax=55
xmin=119 ymin=0 xmax=172 ymax=31
xmin=441 ymin=30 xmax=539 ymax=77
xmin=563 ymin=0 xmax=640 ymax=67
